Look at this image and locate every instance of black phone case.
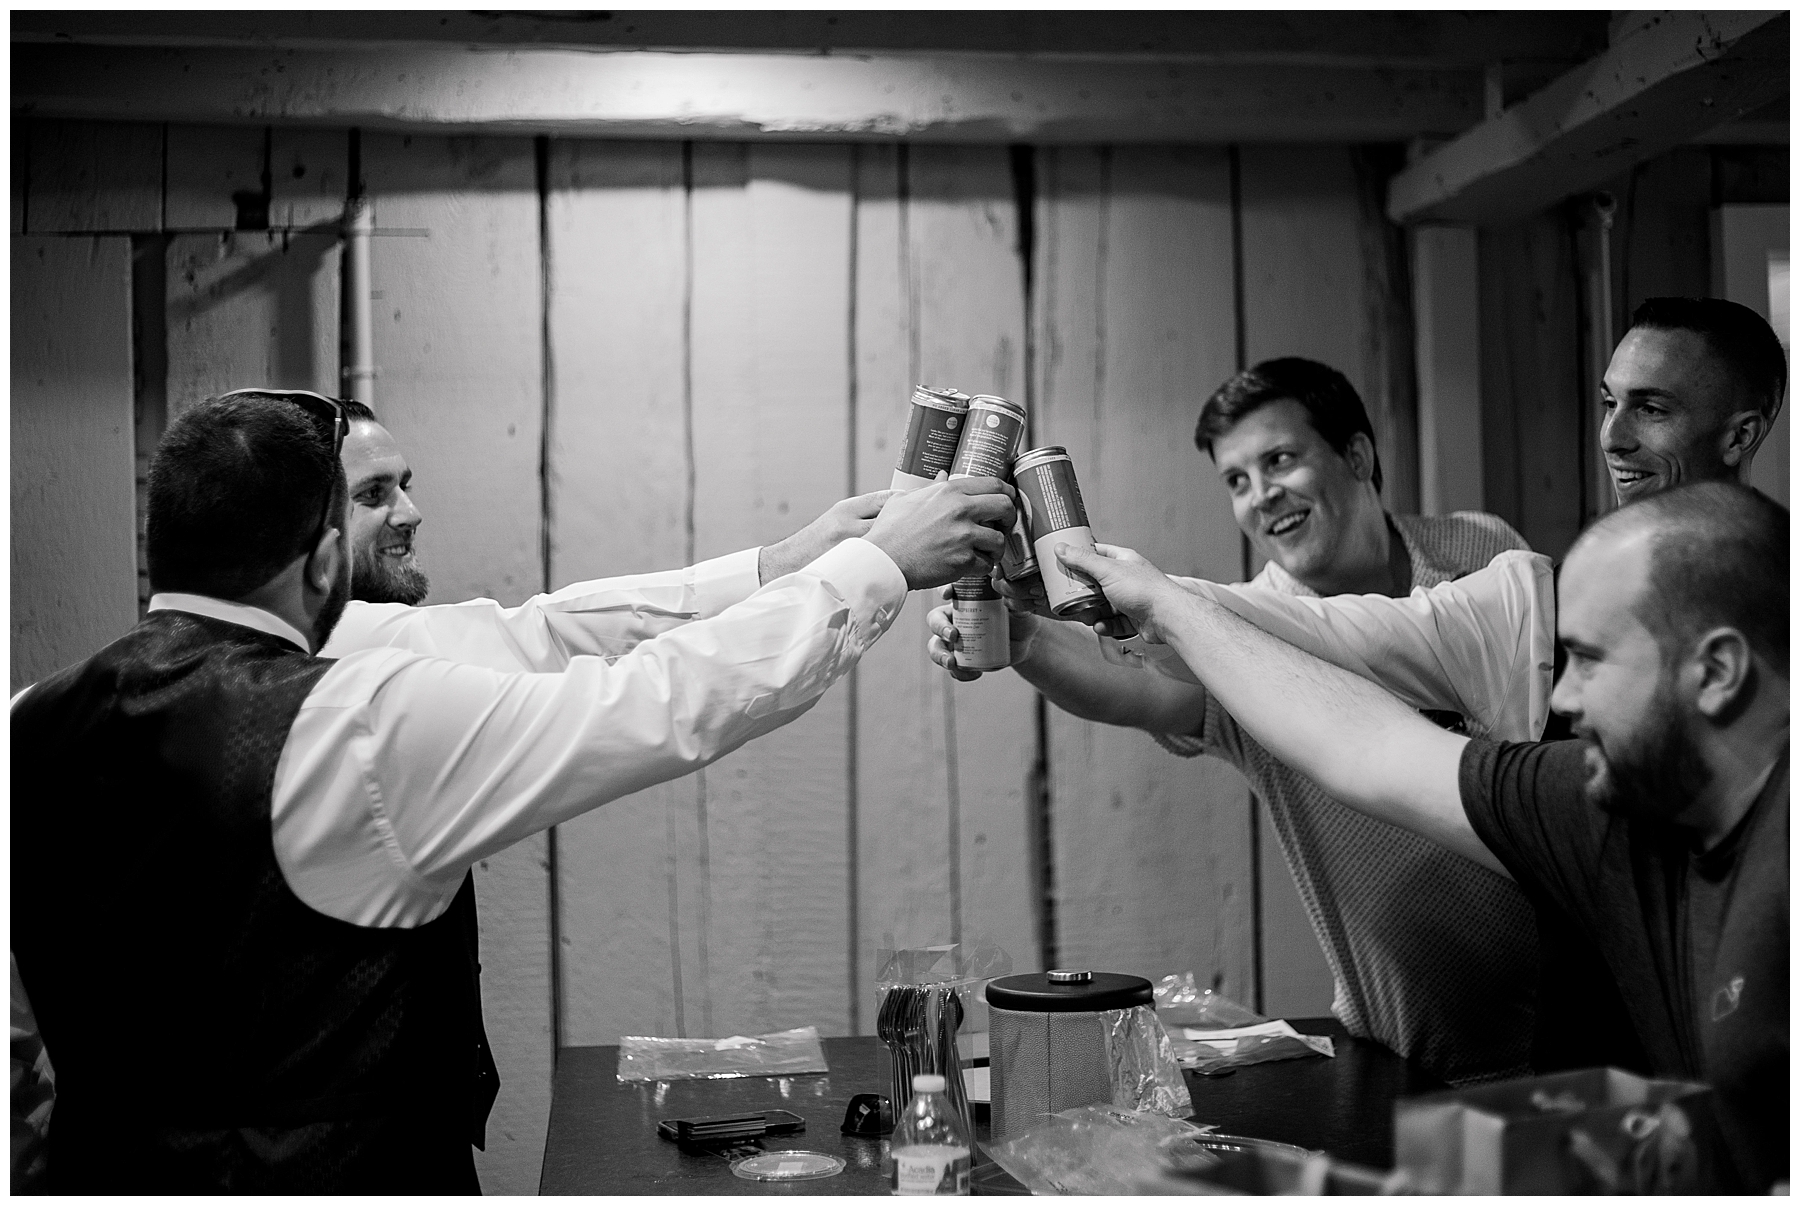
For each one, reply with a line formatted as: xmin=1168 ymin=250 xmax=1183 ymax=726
xmin=656 ymin=1109 xmax=806 ymax=1144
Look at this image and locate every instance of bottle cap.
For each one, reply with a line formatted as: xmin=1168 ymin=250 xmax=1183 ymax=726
xmin=911 ymin=1073 xmax=947 ymax=1093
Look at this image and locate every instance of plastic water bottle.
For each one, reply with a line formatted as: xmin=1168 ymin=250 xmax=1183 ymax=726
xmin=891 ymin=1072 xmax=971 ymax=1195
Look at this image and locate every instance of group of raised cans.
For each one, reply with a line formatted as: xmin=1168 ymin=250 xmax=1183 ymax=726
xmin=890 ymin=385 xmax=1137 ymax=671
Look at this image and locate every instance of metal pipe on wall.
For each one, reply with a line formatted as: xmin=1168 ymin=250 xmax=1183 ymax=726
xmin=341 ymin=192 xmax=376 ymax=405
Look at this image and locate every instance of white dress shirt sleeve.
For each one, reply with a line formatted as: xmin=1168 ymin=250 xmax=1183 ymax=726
xmin=319 ymin=547 xmax=764 ymax=672
xmin=1162 ymin=550 xmax=1556 ymax=743
xmin=273 ymin=538 xmax=906 ymax=927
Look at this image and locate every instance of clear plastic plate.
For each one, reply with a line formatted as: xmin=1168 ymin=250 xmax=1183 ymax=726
xmin=729 ymin=1150 xmax=847 ymax=1181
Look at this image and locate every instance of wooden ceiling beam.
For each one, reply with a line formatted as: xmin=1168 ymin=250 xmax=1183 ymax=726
xmin=11 ymin=44 xmax=1484 ymax=144
xmin=11 ymin=11 xmax=1609 ymax=69
xmin=1388 ymin=11 xmax=1788 ymax=226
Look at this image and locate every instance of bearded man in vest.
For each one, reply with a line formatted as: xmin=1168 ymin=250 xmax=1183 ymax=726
xmin=11 ymin=391 xmax=1011 ymax=1192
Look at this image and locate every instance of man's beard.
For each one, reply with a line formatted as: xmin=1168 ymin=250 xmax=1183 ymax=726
xmin=1582 ymin=675 xmax=1713 ymax=823
xmin=352 ymin=542 xmax=431 ymax=606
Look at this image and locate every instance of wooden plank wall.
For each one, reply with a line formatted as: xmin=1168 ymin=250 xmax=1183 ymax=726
xmin=1033 ymin=146 xmax=1256 ymax=999
xmin=14 ymin=119 xmax=1465 ymax=1190
xmin=10 ymin=236 xmax=138 ymax=693
xmin=1475 ymin=143 xmax=1788 ymax=557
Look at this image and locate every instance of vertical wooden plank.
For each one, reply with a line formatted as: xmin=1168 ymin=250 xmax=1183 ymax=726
xmin=11 ymin=237 xmax=138 ymax=692
xmin=1714 ymin=202 xmax=1790 ymax=506
xmin=905 ymin=145 xmax=1041 ymax=979
xmin=547 ymin=139 xmax=692 ymax=1046
xmin=166 ymin=124 xmax=265 ymax=230
xmin=851 ymin=144 xmax=1041 ymax=996
xmin=1237 ymin=145 xmax=1399 ymax=1011
xmin=26 ymin=120 xmax=162 ymax=233
xmin=1413 ymin=225 xmax=1486 ymax=515
xmin=164 ymin=231 xmax=341 ymax=410
xmin=1616 ymin=148 xmax=1714 ymax=309
xmin=360 ymin=132 xmax=548 ymax=1196
xmin=1239 ymin=147 xmax=1373 ymax=416
xmin=1036 ymin=146 xmax=1255 ymax=996
xmin=850 ymin=145 xmax=959 ymax=1011
xmin=1479 ymin=216 xmax=1586 ymax=558
xmin=687 ymin=142 xmax=855 ymax=1037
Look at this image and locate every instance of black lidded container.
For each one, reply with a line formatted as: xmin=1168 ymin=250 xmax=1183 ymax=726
xmin=985 ymin=970 xmax=1154 ymax=1140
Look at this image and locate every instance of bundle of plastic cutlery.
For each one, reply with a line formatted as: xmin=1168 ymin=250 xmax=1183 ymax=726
xmin=876 ymin=981 xmax=970 ymax=1132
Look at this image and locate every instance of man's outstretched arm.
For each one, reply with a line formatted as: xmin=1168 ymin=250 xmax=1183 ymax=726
xmin=1061 ymin=542 xmax=1505 ymax=877
xmin=323 ymin=490 xmax=898 ymax=671
xmin=1167 ymin=549 xmax=1557 ymax=743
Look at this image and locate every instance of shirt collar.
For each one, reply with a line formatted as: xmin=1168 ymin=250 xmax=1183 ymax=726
xmin=147 ymin=593 xmax=314 ymax=653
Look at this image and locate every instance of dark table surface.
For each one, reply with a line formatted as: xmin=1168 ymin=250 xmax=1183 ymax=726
xmin=538 ymin=1018 xmax=1442 ymax=1194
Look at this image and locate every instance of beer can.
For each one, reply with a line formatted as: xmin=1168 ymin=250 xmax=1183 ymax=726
xmin=951 ymin=574 xmax=1011 ymax=671
xmin=891 ymin=386 xmax=972 ymax=492
xmin=947 ymin=395 xmax=1028 ymax=481
xmin=1013 ymin=445 xmax=1110 ymax=622
xmin=998 ymin=505 xmax=1040 ymax=583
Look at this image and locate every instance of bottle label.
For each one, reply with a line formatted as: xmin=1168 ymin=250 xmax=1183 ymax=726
xmin=891 ymin=1144 xmax=971 ymax=1195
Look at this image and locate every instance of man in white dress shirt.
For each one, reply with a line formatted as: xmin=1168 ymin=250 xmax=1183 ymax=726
xmin=11 ymin=391 xmax=1012 ymax=1193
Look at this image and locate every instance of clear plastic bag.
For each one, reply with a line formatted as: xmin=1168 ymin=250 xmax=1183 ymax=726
xmin=1154 ymin=974 xmax=1333 ymax=1074
xmin=1102 ymin=1003 xmax=1194 ymax=1118
xmin=984 ymin=1103 xmax=1209 ymax=1194
xmin=615 ymin=1024 xmax=829 ymax=1082
xmin=1153 ymin=971 xmax=1266 ymax=1029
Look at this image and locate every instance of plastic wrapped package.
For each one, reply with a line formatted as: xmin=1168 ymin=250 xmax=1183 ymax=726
xmin=615 ymin=1025 xmax=829 ymax=1082
xmin=1153 ymin=972 xmax=1266 ymax=1029
xmin=873 ymin=936 xmax=1012 ymax=1131
xmin=984 ymin=1104 xmax=1210 ymax=1194
xmin=1103 ymin=1004 xmax=1194 ymax=1118
xmin=1153 ymin=974 xmax=1333 ymax=1075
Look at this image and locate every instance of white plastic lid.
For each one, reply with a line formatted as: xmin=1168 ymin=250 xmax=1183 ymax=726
xmin=912 ymin=1073 xmax=947 ymax=1092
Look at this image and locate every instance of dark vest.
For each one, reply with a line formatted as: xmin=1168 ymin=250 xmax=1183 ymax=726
xmin=12 ymin=611 xmax=499 ymax=1193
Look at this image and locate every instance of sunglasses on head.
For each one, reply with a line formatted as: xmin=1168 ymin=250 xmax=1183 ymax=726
xmin=215 ymin=388 xmax=350 ymax=461
xmin=215 ymin=388 xmax=354 ymax=543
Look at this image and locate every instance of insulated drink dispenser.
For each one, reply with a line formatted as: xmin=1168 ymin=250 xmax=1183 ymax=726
xmin=985 ymin=969 xmax=1154 ymax=1141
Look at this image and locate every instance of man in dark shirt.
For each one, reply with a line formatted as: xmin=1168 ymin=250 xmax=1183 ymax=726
xmin=1058 ymin=480 xmax=1787 ymax=1192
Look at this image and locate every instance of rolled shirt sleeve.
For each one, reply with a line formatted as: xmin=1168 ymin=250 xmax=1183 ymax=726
xmin=276 ymin=538 xmax=906 ymax=927
xmin=1163 ymin=550 xmax=1556 ymax=743
xmin=320 ymin=546 xmax=765 ymax=672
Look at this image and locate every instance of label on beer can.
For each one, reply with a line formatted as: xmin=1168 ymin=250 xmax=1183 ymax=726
xmin=1014 ymin=452 xmax=1107 ymax=616
xmin=947 ymin=397 xmax=1026 ymax=480
xmin=1014 ymin=453 xmax=1092 ymax=542
xmin=952 ymin=591 xmax=1011 ymax=672
xmin=892 ymin=388 xmax=969 ymax=491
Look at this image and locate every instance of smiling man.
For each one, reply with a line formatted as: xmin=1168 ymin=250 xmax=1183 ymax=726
xmin=931 ymin=357 xmax=1545 ymax=1086
xmin=1058 ymin=480 xmax=1787 ymax=1192
xmin=1601 ymin=297 xmax=1785 ymax=504
xmin=336 ymin=400 xmax=430 ymax=605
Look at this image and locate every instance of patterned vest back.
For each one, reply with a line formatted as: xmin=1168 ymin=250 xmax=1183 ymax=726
xmin=12 ymin=611 xmax=499 ymax=1193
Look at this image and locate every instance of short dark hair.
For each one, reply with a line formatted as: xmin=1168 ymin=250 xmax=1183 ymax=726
xmin=1627 ymin=297 xmax=1788 ymax=422
xmin=146 ymin=395 xmax=348 ymax=599
xmin=339 ymin=397 xmax=376 ymax=424
xmin=1606 ymin=481 xmax=1788 ymax=673
xmin=1195 ymin=357 xmax=1383 ymax=493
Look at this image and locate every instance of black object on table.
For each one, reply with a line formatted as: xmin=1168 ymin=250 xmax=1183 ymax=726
xmin=537 ymin=1019 xmax=1442 ymax=1194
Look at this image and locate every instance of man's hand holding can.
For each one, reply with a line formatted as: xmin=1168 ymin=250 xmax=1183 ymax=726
xmin=863 ymin=477 xmax=1016 ymax=591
